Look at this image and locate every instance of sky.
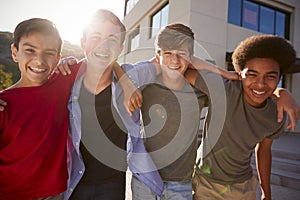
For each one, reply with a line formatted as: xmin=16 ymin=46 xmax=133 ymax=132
xmin=0 ymin=0 xmax=125 ymax=45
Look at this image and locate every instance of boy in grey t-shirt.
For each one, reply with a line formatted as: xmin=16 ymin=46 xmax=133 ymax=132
xmin=189 ymin=35 xmax=298 ymax=200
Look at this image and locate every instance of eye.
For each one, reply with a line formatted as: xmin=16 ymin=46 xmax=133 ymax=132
xmin=266 ymin=75 xmax=278 ymax=80
xmin=163 ymin=51 xmax=172 ymax=55
xmin=45 ymin=52 xmax=56 ymax=57
xmin=245 ymin=72 xmax=257 ymax=78
xmin=25 ymin=48 xmax=34 ymax=53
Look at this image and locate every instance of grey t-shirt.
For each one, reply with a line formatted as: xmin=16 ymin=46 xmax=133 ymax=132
xmin=141 ymin=75 xmax=208 ymax=181
xmin=195 ymin=71 xmax=285 ymax=184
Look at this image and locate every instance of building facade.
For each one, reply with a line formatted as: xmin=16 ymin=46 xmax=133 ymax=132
xmin=121 ymin=0 xmax=300 ymax=132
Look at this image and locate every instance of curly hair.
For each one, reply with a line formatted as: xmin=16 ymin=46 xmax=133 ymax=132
xmin=232 ymin=35 xmax=296 ymax=74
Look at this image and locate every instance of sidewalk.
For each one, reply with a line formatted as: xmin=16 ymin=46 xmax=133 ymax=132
xmin=256 ymin=184 xmax=300 ymax=200
xmin=256 ymin=132 xmax=300 ymax=200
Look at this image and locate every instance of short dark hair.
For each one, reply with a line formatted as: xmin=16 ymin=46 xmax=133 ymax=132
xmin=155 ymin=23 xmax=194 ymax=55
xmin=13 ymin=18 xmax=62 ymax=54
xmin=83 ymin=9 xmax=126 ymax=44
xmin=232 ymin=35 xmax=296 ymax=74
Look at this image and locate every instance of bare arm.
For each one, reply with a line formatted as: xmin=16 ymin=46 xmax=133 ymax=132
xmin=113 ymin=62 xmax=143 ymax=116
xmin=255 ymin=138 xmax=273 ymax=200
xmin=190 ymin=56 xmax=238 ymax=80
xmin=273 ymin=88 xmax=300 ymax=131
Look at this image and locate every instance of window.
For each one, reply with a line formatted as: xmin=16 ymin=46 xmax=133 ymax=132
xmin=128 ymin=27 xmax=140 ymax=52
xmin=275 ymin=11 xmax=286 ymax=37
xmin=125 ymin=0 xmax=139 ymax=15
xmin=150 ymin=3 xmax=169 ymax=38
xmin=228 ymin=0 xmax=242 ymax=26
xmin=242 ymin=1 xmax=258 ymax=31
xmin=228 ymin=0 xmax=290 ymax=38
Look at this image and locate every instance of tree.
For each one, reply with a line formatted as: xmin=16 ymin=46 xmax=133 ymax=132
xmin=0 ymin=64 xmax=13 ymax=90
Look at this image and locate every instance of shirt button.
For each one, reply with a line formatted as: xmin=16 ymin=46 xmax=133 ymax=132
xmin=79 ymin=170 xmax=83 ymax=174
xmin=70 ymin=188 xmax=73 ymax=191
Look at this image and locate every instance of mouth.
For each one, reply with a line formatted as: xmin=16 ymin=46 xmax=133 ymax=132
xmin=167 ymin=66 xmax=180 ymax=70
xmin=29 ymin=66 xmax=47 ymax=73
xmin=252 ymin=89 xmax=266 ymax=96
xmin=94 ymin=52 xmax=110 ymax=59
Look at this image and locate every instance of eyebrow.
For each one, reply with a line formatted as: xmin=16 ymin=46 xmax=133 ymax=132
xmin=91 ymin=32 xmax=119 ymax=39
xmin=22 ymin=42 xmax=58 ymax=53
xmin=247 ymin=69 xmax=279 ymax=75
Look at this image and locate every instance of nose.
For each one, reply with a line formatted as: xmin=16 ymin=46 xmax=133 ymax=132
xmin=95 ymin=38 xmax=110 ymax=50
xmin=255 ymin=76 xmax=266 ymax=86
xmin=33 ymin=54 xmax=45 ymax=66
xmin=170 ymin=53 xmax=179 ymax=63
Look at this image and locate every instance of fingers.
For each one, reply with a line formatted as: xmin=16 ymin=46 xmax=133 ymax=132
xmin=131 ymin=91 xmax=143 ymax=108
xmin=56 ymin=56 xmax=78 ymax=75
xmin=125 ymin=91 xmax=143 ymax=116
xmin=284 ymin=108 xmax=300 ymax=132
xmin=277 ymin=104 xmax=284 ymax=123
xmin=125 ymin=105 xmax=133 ymax=116
xmin=285 ymin=122 xmax=293 ymax=132
xmin=0 ymin=99 xmax=7 ymax=111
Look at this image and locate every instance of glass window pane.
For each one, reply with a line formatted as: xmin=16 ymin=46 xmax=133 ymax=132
xmin=130 ymin=28 xmax=140 ymax=52
xmin=243 ymin=1 xmax=258 ymax=31
xmin=161 ymin=4 xmax=169 ymax=28
xmin=151 ymin=4 xmax=169 ymax=38
xmin=260 ymin=6 xmax=275 ymax=34
xmin=151 ymin=13 xmax=161 ymax=38
xmin=228 ymin=0 xmax=242 ymax=25
xmin=276 ymin=11 xmax=286 ymax=37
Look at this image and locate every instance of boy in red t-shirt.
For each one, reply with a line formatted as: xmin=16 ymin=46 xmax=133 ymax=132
xmin=0 ymin=18 xmax=78 ymax=200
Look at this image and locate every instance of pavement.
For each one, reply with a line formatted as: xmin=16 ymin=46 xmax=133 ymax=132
xmin=256 ymin=132 xmax=300 ymax=200
xmin=256 ymin=184 xmax=300 ymax=200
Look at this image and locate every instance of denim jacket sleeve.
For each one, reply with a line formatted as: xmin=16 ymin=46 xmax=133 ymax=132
xmin=64 ymin=75 xmax=85 ymax=200
xmin=112 ymin=61 xmax=164 ymax=196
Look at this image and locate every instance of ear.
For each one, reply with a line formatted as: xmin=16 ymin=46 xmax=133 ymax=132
xmin=120 ymin=44 xmax=124 ymax=53
xmin=11 ymin=43 xmax=18 ymax=63
xmin=80 ymin=38 xmax=86 ymax=50
xmin=55 ymin=54 xmax=61 ymax=65
xmin=155 ymin=53 xmax=160 ymax=64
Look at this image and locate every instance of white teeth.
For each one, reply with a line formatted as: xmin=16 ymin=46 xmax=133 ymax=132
xmin=253 ymin=90 xmax=265 ymax=95
xmin=30 ymin=67 xmax=46 ymax=72
xmin=95 ymin=53 xmax=109 ymax=58
xmin=168 ymin=66 xmax=180 ymax=70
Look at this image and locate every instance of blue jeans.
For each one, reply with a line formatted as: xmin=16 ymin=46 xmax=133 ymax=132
xmin=131 ymin=175 xmax=192 ymax=200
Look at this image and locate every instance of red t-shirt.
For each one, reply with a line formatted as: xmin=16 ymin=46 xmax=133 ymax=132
xmin=0 ymin=66 xmax=80 ymax=199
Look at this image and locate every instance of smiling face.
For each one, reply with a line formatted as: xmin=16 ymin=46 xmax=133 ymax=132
xmin=81 ymin=20 xmax=124 ymax=71
xmin=157 ymin=42 xmax=191 ymax=81
xmin=240 ymin=58 xmax=280 ymax=108
xmin=11 ymin=32 xmax=61 ymax=87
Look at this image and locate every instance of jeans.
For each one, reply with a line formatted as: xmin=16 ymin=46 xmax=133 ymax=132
xmin=131 ymin=175 xmax=192 ymax=200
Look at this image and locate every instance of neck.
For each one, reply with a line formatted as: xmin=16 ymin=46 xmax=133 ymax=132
xmin=161 ymin=75 xmax=185 ymax=90
xmin=84 ymin=65 xmax=113 ymax=94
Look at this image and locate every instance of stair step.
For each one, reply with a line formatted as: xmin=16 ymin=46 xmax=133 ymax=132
xmin=252 ymin=168 xmax=300 ymax=190
xmin=271 ymin=149 xmax=300 ymax=161
xmin=272 ymin=157 xmax=300 ymax=174
xmin=271 ymin=168 xmax=300 ymax=190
